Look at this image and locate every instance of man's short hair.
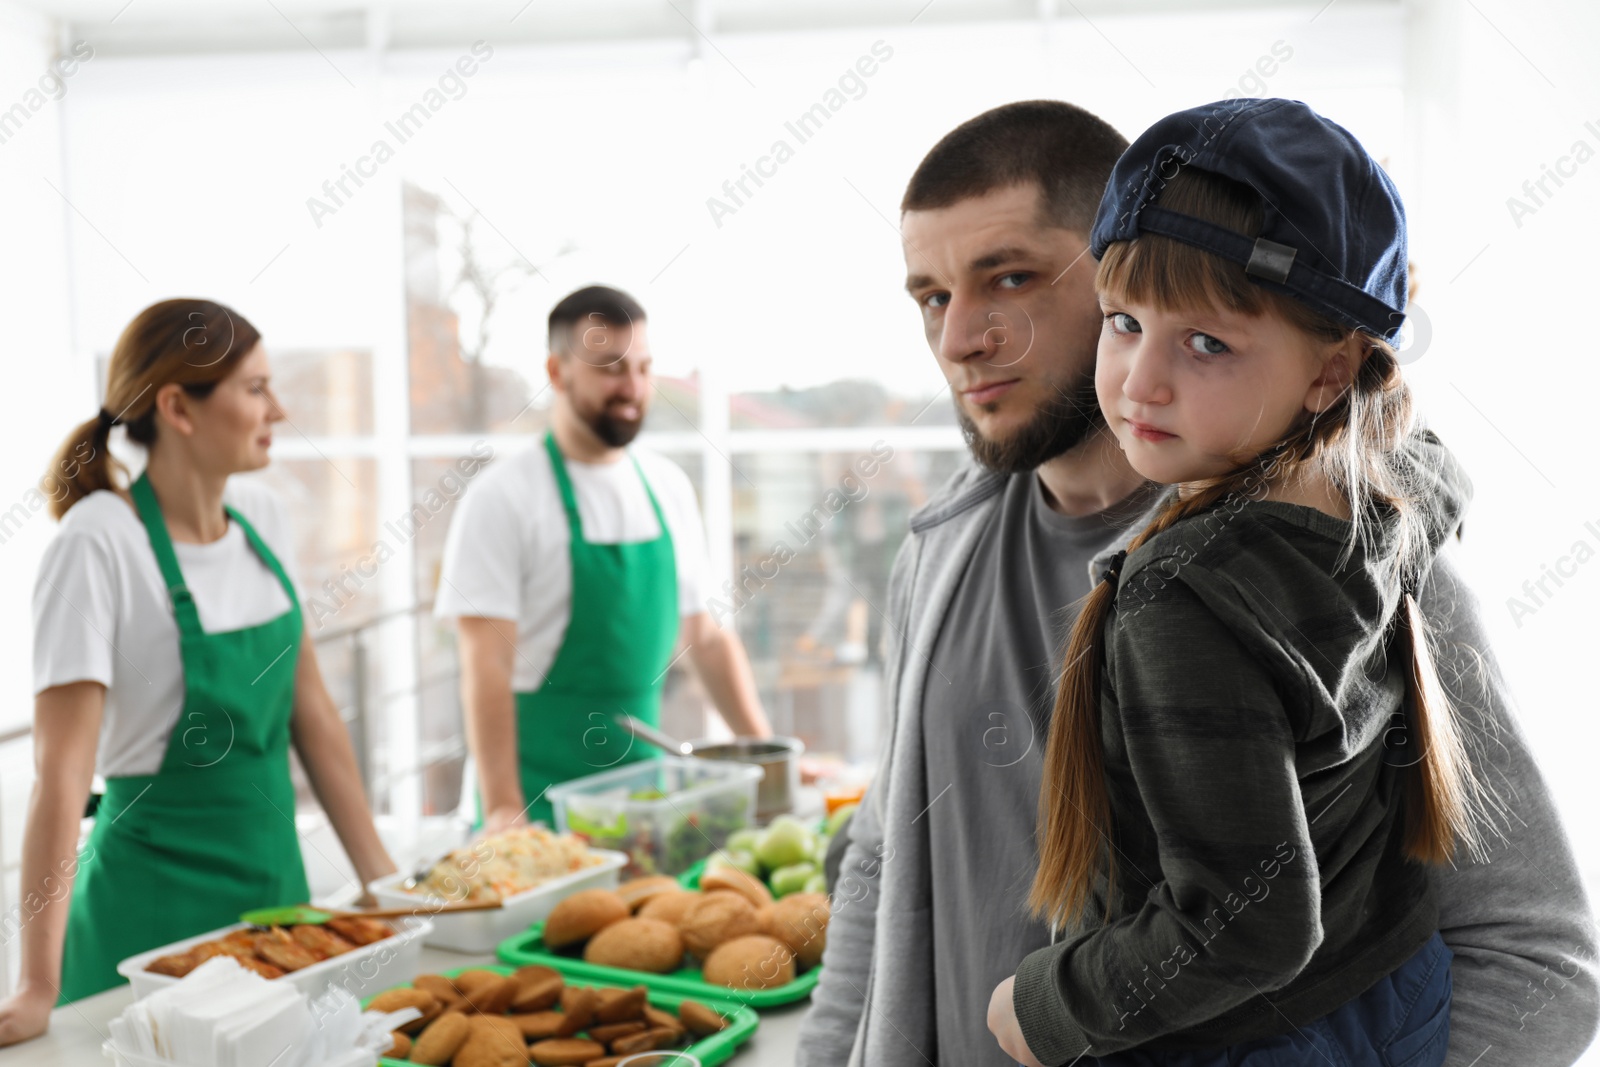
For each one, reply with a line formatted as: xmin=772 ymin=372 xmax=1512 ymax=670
xmin=900 ymin=100 xmax=1129 ymax=232
xmin=548 ymin=285 xmax=647 ymax=354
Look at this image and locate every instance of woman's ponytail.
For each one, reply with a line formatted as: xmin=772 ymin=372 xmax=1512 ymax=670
xmin=43 ymin=298 xmax=259 ymax=522
xmin=43 ymin=410 xmax=125 ymax=521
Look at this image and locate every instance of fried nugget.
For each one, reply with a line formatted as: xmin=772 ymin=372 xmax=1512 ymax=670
xmin=367 ymin=987 xmax=442 ymax=1034
xmin=233 ymin=955 xmax=286 ymax=980
xmin=413 ymin=973 xmax=469 ymax=1012
xmin=146 ymin=952 xmax=199 ymax=978
xmin=252 ymin=927 xmax=320 ymax=972
xmin=289 ymin=924 xmax=357 ymax=960
xmin=677 ymin=999 xmax=730 ymax=1036
xmin=555 ymin=985 xmax=597 ymax=1037
xmin=610 ymin=1025 xmax=682 ymax=1055
xmin=527 ymin=1038 xmax=604 ymax=1066
xmin=509 ymin=972 xmax=563 ymax=1013
xmin=509 ymin=1011 xmax=564 ymax=1041
xmin=454 ymin=1027 xmax=531 ymax=1067
xmin=324 ymin=915 xmax=394 ymax=946
xmin=410 ymin=1011 xmax=471 ymax=1065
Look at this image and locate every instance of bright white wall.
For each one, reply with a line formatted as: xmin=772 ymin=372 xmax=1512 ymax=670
xmin=1396 ymin=0 xmax=1600 ymax=912
xmin=47 ymin=4 xmax=1409 ymax=391
xmin=0 ymin=0 xmax=78 ymax=996
xmin=0 ymin=5 xmax=77 ymax=724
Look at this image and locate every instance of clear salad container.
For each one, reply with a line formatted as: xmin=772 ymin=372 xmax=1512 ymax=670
xmin=550 ymin=757 xmax=762 ymax=877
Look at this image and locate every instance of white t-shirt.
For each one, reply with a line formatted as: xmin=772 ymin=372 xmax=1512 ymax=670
xmin=433 ymin=442 xmax=710 ymax=692
xmin=31 ymin=479 xmax=302 ymax=778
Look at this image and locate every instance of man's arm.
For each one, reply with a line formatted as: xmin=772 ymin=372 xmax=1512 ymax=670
xmin=681 ymin=611 xmax=772 ymax=738
xmin=796 ymin=522 xmax=921 ymax=1065
xmin=1424 ymin=546 xmax=1599 ymax=1066
xmin=457 ymin=615 xmax=526 ymax=832
xmin=797 ymin=781 xmax=885 ymax=1066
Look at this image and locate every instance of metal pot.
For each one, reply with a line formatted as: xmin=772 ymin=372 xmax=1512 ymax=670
xmin=684 ymin=736 xmax=805 ymax=822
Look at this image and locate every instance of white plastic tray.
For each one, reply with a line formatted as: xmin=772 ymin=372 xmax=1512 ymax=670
xmin=116 ymin=916 xmax=432 ymax=1003
xmin=366 ymin=847 xmax=626 ymax=953
xmin=102 ymin=1040 xmax=378 ymax=1067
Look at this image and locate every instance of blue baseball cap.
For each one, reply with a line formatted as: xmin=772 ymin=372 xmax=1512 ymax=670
xmin=1090 ymin=97 xmax=1408 ymax=341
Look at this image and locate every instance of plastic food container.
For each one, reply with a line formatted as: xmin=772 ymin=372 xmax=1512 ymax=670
xmin=103 ymin=1042 xmax=376 ymax=1067
xmin=368 ymin=966 xmax=756 ymax=1067
xmin=367 ymin=848 xmax=626 ymax=953
xmin=117 ymin=916 xmax=432 ymax=1003
xmin=550 ymin=757 xmax=762 ymax=878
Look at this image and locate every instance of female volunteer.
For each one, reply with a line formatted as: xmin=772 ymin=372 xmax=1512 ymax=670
xmin=0 ymin=298 xmax=396 ymax=1044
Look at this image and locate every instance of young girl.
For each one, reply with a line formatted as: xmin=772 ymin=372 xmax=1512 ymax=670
xmin=988 ymin=98 xmax=1493 ymax=1066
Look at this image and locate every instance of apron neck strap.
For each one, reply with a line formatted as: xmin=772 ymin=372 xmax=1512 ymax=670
xmin=129 ymin=472 xmax=299 ymax=635
xmin=130 ymin=472 xmax=203 ymax=633
xmin=543 ymin=431 xmax=670 ymax=542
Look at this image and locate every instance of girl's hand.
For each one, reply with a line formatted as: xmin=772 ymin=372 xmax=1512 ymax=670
xmin=988 ymin=975 xmax=1047 ymax=1067
xmin=0 ymin=983 xmax=55 ymax=1047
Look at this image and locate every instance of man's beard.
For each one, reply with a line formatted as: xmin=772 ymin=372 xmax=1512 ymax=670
xmin=583 ymin=403 xmax=644 ymax=448
xmin=956 ymin=371 xmax=1102 ymax=474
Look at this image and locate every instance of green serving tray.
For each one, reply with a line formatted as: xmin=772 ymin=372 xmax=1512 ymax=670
xmin=677 ymin=855 xmax=715 ymax=887
xmin=366 ymin=964 xmax=759 ymax=1066
xmin=497 ymin=918 xmax=822 ymax=1009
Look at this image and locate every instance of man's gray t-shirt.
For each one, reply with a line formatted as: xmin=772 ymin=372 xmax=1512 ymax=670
xmin=921 ymin=472 xmax=1161 ymax=1065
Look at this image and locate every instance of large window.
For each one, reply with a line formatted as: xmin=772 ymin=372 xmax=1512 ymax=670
xmin=40 ymin=8 xmax=1412 ymax=833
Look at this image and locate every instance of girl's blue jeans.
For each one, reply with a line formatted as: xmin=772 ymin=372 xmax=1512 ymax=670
xmin=1040 ymin=931 xmax=1453 ymax=1067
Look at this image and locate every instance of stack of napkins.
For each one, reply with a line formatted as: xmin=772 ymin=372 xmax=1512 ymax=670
xmin=107 ymin=956 xmax=420 ymax=1067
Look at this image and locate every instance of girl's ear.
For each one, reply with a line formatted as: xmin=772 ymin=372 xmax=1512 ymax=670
xmin=1304 ymin=334 xmax=1370 ymax=414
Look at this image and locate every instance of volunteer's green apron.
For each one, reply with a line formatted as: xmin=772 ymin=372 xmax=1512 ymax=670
xmin=59 ymin=473 xmax=309 ymax=1003
xmin=511 ymin=432 xmax=678 ymax=827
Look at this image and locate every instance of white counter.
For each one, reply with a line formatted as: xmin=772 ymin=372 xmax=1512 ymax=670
xmin=4 ymin=944 xmax=808 ymax=1065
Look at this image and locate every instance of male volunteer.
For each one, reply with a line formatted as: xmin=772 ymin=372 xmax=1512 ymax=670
xmin=797 ymin=102 xmax=1598 ymax=1066
xmin=437 ymin=285 xmax=771 ymax=830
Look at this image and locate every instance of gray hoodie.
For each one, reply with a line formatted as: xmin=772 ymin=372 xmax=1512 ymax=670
xmin=797 ymin=429 xmax=1599 ymax=1067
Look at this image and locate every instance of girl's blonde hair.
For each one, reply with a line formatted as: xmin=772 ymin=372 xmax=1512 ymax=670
xmin=1028 ymin=164 xmax=1487 ymax=927
xmin=46 ymin=299 xmax=260 ymax=521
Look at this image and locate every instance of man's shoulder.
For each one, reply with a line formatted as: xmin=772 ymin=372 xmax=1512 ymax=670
xmin=907 ymin=458 xmax=1008 ymax=535
xmin=468 ymin=440 xmax=551 ymax=498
